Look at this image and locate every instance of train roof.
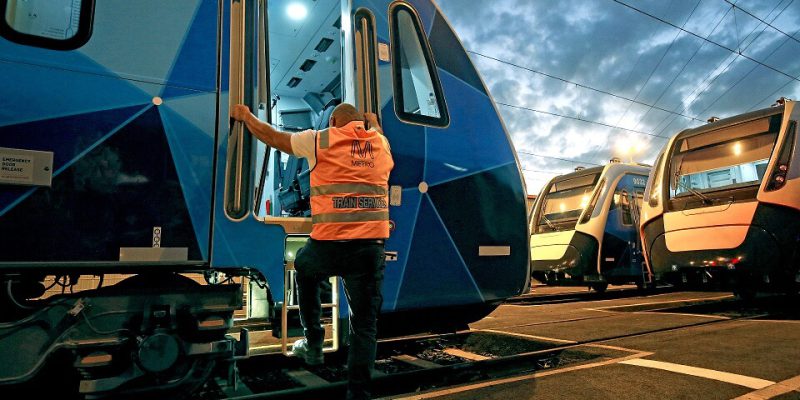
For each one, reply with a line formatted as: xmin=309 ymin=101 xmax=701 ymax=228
xmin=546 ymin=162 xmax=650 ymax=187
xmin=674 ymin=103 xmax=786 ymax=141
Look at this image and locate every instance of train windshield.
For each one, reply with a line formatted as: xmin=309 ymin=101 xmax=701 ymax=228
xmin=669 ymin=115 xmax=780 ymax=199
xmin=535 ymin=173 xmax=600 ymax=233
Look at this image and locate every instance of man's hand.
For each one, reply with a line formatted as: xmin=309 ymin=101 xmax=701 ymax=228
xmin=231 ymin=104 xmax=252 ymax=122
xmin=364 ymin=112 xmax=381 ymax=133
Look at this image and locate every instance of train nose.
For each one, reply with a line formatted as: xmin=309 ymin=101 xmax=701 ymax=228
xmin=531 ymin=245 xmax=590 ymax=282
xmin=650 ymin=225 xmax=781 ymax=277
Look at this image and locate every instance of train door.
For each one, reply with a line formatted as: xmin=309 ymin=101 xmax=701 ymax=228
xmin=601 ymin=174 xmax=645 ymax=284
xmin=211 ymin=0 xmax=347 ymax=354
xmin=627 ymin=187 xmax=648 ymax=285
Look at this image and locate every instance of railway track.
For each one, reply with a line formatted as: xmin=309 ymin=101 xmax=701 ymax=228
xmin=194 ymin=294 xmax=793 ymax=399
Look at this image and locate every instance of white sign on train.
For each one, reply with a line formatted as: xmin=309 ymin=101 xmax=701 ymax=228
xmin=0 ymin=153 xmax=34 ymax=184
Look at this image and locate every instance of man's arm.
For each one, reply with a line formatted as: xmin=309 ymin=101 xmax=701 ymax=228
xmin=231 ymin=104 xmax=294 ymax=154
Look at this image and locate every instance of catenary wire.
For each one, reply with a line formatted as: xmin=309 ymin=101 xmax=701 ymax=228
xmin=468 ymin=51 xmax=704 ymax=123
xmin=611 ymin=0 xmax=800 ymax=83
xmin=497 ymin=102 xmax=667 ymax=139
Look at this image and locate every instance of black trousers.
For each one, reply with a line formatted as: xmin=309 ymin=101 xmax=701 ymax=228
xmin=294 ymin=238 xmax=386 ymax=400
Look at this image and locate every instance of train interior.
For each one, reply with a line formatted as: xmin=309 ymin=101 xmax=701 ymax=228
xmin=254 ymin=0 xmax=342 ymax=218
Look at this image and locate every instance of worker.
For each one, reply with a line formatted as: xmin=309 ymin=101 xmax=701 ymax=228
xmin=231 ymin=103 xmax=393 ymax=400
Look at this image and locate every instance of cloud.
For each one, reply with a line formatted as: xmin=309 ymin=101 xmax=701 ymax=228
xmin=436 ymin=0 xmax=800 ymax=193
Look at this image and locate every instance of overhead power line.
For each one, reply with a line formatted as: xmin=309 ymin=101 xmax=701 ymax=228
xmin=497 ymin=102 xmax=668 ymax=139
xmin=517 ymin=150 xmax=603 ymax=166
xmin=611 ymin=0 xmax=800 ymax=83
xmin=631 ymin=3 xmax=733 ymax=131
xmin=468 ymin=50 xmax=704 ymax=123
xmin=651 ymin=0 xmax=795 ymax=136
xmin=725 ymin=0 xmax=800 ymax=46
xmin=522 ymin=167 xmax=570 ymax=175
xmin=616 ymin=0 xmax=701 ymax=128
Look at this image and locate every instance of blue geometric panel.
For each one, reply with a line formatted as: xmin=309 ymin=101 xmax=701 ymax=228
xmin=80 ymin=0 xmax=202 ymax=88
xmin=0 ymin=60 xmax=151 ymax=128
xmin=424 ymin=70 xmax=516 ymax=186
xmin=395 ymin=195 xmax=483 ymax=310
xmin=162 ymin=0 xmax=219 ymax=96
xmin=382 ymin=103 xmax=425 ymax=188
xmin=427 ymin=163 xmax=529 ymax=301
xmin=158 ymin=99 xmax=216 ymax=259
xmin=0 ymin=104 xmax=148 ymax=176
xmin=161 ymin=93 xmax=218 ymax=139
xmin=0 ymin=106 xmax=203 ymax=262
xmin=381 ymin=188 xmax=423 ymax=310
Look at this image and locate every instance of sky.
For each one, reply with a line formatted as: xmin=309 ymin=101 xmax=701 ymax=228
xmin=436 ymin=0 xmax=800 ymax=194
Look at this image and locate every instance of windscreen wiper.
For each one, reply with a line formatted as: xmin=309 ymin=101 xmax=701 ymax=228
xmin=541 ymin=215 xmax=558 ymax=231
xmin=674 ymin=172 xmax=713 ymax=205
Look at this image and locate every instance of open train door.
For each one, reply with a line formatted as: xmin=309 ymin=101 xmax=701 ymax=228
xmin=223 ymin=0 xmax=346 ymax=355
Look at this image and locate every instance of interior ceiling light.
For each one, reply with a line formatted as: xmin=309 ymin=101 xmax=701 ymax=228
xmin=287 ymin=3 xmax=308 ymax=21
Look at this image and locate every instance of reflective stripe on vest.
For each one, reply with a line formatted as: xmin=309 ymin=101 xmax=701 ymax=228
xmin=310 ymin=121 xmax=394 ymax=240
xmin=312 ymin=210 xmax=389 ymax=224
xmin=310 ymin=183 xmax=388 ymax=196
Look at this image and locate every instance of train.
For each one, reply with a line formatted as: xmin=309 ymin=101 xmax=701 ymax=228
xmin=640 ymin=98 xmax=800 ymax=297
xmin=0 ymin=0 xmax=530 ymax=396
xmin=530 ymin=160 xmax=651 ymax=292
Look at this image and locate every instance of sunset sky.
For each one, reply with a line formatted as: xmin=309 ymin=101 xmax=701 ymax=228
xmin=437 ymin=0 xmax=800 ymax=194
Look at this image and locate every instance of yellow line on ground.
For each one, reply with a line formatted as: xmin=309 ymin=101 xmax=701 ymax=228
xmin=741 ymin=319 xmax=800 ymax=324
xmin=732 ymin=374 xmax=800 ymax=399
xmin=582 ymin=343 xmax=650 ymax=353
xmin=634 ymin=311 xmax=731 ymax=319
xmin=592 ymin=294 xmax=733 ymax=311
xmin=383 ymin=351 xmax=653 ymax=400
xmin=620 ymin=359 xmax=774 ymax=389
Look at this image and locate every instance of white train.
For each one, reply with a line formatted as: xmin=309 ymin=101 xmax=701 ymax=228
xmin=640 ymin=98 xmax=800 ymax=297
xmin=530 ymin=161 xmax=651 ymax=292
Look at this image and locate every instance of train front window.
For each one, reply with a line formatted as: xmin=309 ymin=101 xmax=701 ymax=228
xmin=669 ymin=115 xmax=781 ymax=199
xmin=535 ymin=173 xmax=599 ymax=233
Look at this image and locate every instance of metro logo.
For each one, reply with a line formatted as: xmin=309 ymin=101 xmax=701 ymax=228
xmin=351 ymin=140 xmax=375 ymax=159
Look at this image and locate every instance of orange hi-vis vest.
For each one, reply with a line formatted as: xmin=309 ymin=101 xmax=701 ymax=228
xmin=310 ymin=121 xmax=394 ymax=240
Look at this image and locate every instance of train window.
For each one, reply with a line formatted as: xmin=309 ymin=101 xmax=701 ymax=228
xmin=0 ymin=0 xmax=95 ymax=50
xmin=648 ymin=151 xmax=665 ymax=207
xmin=389 ymin=2 xmax=449 ymax=127
xmin=669 ymin=115 xmax=781 ymax=199
xmin=619 ymin=189 xmax=632 ymax=225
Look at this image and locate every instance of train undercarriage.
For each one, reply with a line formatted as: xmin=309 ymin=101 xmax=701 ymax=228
xmin=0 ymin=272 xmax=249 ymax=398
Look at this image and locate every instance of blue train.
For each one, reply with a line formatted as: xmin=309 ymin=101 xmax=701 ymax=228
xmin=0 ymin=0 xmax=529 ymax=395
xmin=530 ymin=161 xmax=651 ymax=292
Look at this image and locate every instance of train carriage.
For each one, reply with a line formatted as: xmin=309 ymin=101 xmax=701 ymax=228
xmin=0 ymin=0 xmax=529 ymax=395
xmin=530 ymin=160 xmax=651 ymax=292
xmin=640 ymin=98 xmax=800 ymax=296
